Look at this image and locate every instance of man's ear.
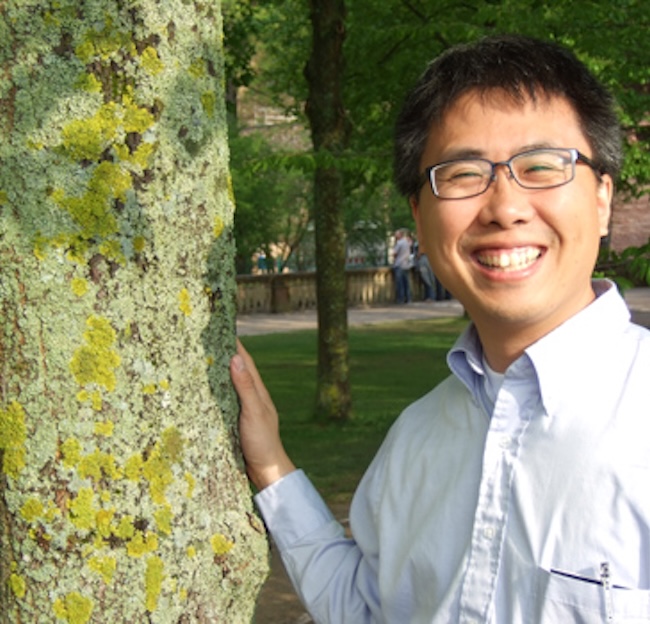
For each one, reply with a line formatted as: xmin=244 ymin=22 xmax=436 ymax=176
xmin=597 ymin=174 xmax=614 ymax=237
xmin=409 ymin=195 xmax=422 ymax=240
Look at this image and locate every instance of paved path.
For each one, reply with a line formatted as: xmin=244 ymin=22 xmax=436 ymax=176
xmin=238 ymin=288 xmax=650 ymax=336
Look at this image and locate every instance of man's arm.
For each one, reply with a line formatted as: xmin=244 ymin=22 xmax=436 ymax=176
xmin=229 ymin=340 xmax=296 ymax=490
xmin=229 ymin=340 xmax=382 ymax=623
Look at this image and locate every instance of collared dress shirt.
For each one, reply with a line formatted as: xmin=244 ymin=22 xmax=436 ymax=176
xmin=255 ymin=281 xmax=650 ymax=623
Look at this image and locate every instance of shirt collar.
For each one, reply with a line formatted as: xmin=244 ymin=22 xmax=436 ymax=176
xmin=447 ymin=280 xmax=631 ymax=414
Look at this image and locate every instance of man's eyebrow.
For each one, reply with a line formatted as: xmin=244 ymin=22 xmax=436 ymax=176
xmin=436 ymin=142 xmax=560 ymax=162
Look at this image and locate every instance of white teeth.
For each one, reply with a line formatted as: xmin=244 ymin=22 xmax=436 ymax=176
xmin=478 ymin=248 xmax=541 ymax=271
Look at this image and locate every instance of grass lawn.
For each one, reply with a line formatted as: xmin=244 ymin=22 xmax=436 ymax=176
xmin=240 ymin=316 xmax=469 ymax=503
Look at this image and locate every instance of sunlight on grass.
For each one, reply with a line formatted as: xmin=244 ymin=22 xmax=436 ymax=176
xmin=240 ymin=316 xmax=468 ymax=501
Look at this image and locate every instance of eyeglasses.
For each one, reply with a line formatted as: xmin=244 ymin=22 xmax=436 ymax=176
xmin=421 ymin=148 xmax=603 ymax=200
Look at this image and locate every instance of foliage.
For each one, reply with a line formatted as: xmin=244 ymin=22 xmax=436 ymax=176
xmin=224 ymin=0 xmax=649 ymax=270
xmin=596 ymin=238 xmax=650 ymax=290
xmin=230 ymin=129 xmax=313 ymax=273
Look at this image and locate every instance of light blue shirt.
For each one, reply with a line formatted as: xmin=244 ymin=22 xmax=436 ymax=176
xmin=255 ymin=281 xmax=650 ymax=623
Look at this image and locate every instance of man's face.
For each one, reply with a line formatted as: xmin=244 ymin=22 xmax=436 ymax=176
xmin=411 ymin=90 xmax=613 ymax=345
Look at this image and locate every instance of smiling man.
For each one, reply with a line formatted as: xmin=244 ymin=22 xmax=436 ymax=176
xmin=231 ymin=35 xmax=650 ymax=623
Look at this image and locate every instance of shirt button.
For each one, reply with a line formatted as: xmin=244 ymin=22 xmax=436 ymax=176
xmin=499 ymin=435 xmax=511 ymax=449
xmin=483 ymin=527 xmax=495 ymax=540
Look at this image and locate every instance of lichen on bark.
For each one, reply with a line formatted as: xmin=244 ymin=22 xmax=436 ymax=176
xmin=0 ymin=1 xmax=268 ymax=621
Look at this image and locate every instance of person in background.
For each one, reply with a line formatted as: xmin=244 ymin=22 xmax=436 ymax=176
xmin=392 ymin=228 xmax=412 ymax=303
xmin=231 ymin=34 xmax=650 ymax=623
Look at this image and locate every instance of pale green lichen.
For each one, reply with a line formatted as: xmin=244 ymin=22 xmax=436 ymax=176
xmin=0 ymin=400 xmax=27 ymax=478
xmin=69 ymin=316 xmax=121 ymax=392
xmin=145 ymin=555 xmax=165 ymax=612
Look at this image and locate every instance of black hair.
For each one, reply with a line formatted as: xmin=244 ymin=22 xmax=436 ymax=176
xmin=393 ymin=34 xmax=622 ymax=198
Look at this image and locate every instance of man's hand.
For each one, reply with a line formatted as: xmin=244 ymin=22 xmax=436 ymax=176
xmin=230 ymin=339 xmax=296 ymax=491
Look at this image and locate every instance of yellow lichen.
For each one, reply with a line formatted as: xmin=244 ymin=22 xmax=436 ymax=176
xmin=210 ymin=533 xmax=234 ymax=556
xmin=20 ymin=497 xmax=44 ymax=522
xmin=178 ymin=288 xmax=192 ymax=316
xmin=126 ymin=530 xmax=158 ymax=557
xmin=186 ymin=545 xmax=196 ymax=558
xmin=87 ymin=555 xmax=116 ymax=584
xmin=161 ymin=427 xmax=184 ymax=463
xmin=69 ymin=316 xmax=121 ymax=392
xmin=141 ymin=427 xmax=184 ymax=504
xmin=140 ymin=46 xmax=164 ymax=75
xmin=184 ymin=472 xmax=196 ymax=498
xmin=53 ymin=591 xmax=94 ymax=624
xmin=69 ymin=488 xmax=96 ymax=531
xmin=145 ymin=555 xmax=165 ymax=612
xmin=75 ymin=72 xmax=103 ymax=93
xmin=213 ymin=215 xmax=224 ymax=238
xmin=201 ymin=91 xmax=216 ymax=118
xmin=142 ymin=383 xmax=157 ymax=395
xmin=0 ymin=401 xmax=27 ymax=478
xmin=158 ymin=379 xmax=170 ymax=391
xmin=78 ymin=450 xmax=121 ymax=481
xmin=153 ymin=504 xmax=173 ymax=536
xmin=124 ymin=453 xmax=143 ymax=481
xmin=96 ymin=508 xmax=115 ymax=538
xmin=71 ymin=277 xmax=89 ymax=297
xmin=9 ymin=573 xmax=26 ymax=598
xmin=188 ymin=59 xmax=206 ymax=78
xmin=76 ymin=389 xmax=103 ymax=411
xmin=61 ymin=437 xmax=82 ymax=468
xmin=133 ymin=235 xmax=146 ymax=253
xmin=94 ymin=420 xmax=114 ymax=437
xmin=114 ymin=515 xmax=135 ymax=540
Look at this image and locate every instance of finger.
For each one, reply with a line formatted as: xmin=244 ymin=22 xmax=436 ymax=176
xmin=233 ymin=340 xmax=275 ymax=410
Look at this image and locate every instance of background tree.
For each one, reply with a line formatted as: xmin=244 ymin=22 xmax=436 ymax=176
xmin=0 ymin=1 xmax=267 ymax=621
xmin=305 ymin=0 xmax=352 ymax=421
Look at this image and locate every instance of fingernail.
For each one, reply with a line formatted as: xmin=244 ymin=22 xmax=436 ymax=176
xmin=232 ymin=354 xmax=245 ymax=372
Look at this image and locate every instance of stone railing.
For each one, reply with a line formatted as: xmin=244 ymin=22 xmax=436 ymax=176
xmin=237 ymin=268 xmax=423 ymax=314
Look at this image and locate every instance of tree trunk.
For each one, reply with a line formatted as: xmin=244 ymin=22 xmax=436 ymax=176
xmin=0 ymin=1 xmax=268 ymax=622
xmin=305 ymin=0 xmax=351 ymax=421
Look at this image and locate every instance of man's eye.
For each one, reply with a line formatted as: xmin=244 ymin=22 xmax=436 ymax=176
xmin=443 ymin=166 xmax=484 ymax=181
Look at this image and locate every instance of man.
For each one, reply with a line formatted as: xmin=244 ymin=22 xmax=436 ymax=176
xmin=231 ymin=35 xmax=650 ymax=622
xmin=392 ymin=228 xmax=412 ymax=303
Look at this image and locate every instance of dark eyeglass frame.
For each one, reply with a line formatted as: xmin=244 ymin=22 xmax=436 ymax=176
xmin=420 ymin=147 xmax=603 ymax=200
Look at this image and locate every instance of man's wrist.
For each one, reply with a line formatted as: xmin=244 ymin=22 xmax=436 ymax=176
xmin=248 ymin=456 xmax=296 ymax=491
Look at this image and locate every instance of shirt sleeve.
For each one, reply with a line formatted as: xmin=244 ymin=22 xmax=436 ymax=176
xmin=254 ymin=469 xmax=381 ymax=623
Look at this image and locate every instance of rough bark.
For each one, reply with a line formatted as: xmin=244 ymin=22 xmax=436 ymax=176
xmin=305 ymin=0 xmax=351 ymax=421
xmin=0 ymin=1 xmax=268 ymax=622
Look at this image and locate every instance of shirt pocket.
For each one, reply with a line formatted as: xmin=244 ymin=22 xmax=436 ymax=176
xmin=530 ymin=567 xmax=650 ymax=623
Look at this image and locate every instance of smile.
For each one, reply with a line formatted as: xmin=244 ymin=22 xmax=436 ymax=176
xmin=476 ymin=247 xmax=542 ymax=271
